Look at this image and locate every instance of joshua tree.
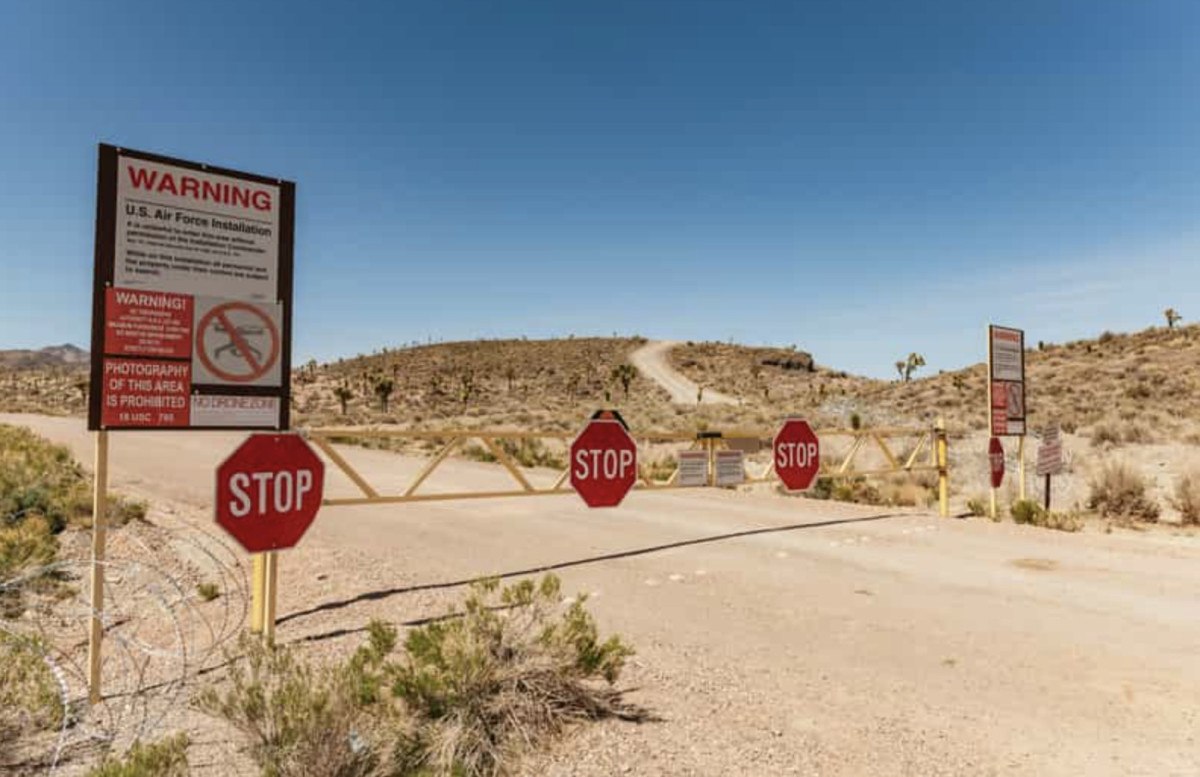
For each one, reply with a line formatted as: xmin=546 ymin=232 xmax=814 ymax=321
xmin=458 ymin=370 xmax=476 ymax=408
xmin=372 ymin=377 xmax=394 ymax=413
xmin=899 ymin=353 xmax=926 ymax=382
xmin=1164 ymin=308 xmax=1183 ymax=329
xmin=697 ymin=386 xmax=705 ymax=404
xmin=611 ymin=364 xmax=637 ymax=397
xmin=74 ymin=380 xmax=89 ymax=402
xmin=504 ymin=365 xmax=517 ymax=392
xmin=333 ymin=385 xmax=353 ymax=416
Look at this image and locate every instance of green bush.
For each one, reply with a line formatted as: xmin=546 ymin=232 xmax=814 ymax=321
xmin=965 ymin=497 xmax=987 ymax=517
xmin=1010 ymin=499 xmax=1084 ymax=532
xmin=85 ymin=734 xmax=189 ymax=777
xmin=197 ymin=582 xmax=221 ymax=602
xmin=0 ymin=424 xmax=92 ymax=531
xmin=1087 ymin=462 xmax=1160 ymax=522
xmin=0 ymin=630 xmax=64 ymax=737
xmin=393 ymin=576 xmax=641 ymax=776
xmin=198 ymin=575 xmax=642 ymax=777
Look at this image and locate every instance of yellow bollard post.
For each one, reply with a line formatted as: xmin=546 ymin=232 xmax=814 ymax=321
xmin=1017 ymin=435 xmax=1027 ymax=502
xmin=263 ymin=551 xmax=278 ymax=644
xmin=250 ymin=553 xmax=266 ymax=634
xmin=87 ymin=431 xmax=109 ymax=704
xmin=936 ymin=417 xmax=949 ymax=518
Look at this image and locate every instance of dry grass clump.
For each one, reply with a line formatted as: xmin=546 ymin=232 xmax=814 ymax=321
xmin=197 ymin=575 xmax=644 ymax=777
xmin=0 ymin=631 xmax=64 ymax=745
xmin=1086 ymin=462 xmax=1161 ymax=523
xmin=1 ymin=424 xmax=146 ymax=616
xmin=1009 ymin=499 xmax=1084 ymax=532
xmin=1170 ymin=471 xmax=1200 ymax=526
xmin=85 ymin=734 xmax=190 ymax=777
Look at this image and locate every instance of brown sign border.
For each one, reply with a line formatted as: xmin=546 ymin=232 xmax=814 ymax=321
xmin=87 ymin=144 xmax=296 ymax=431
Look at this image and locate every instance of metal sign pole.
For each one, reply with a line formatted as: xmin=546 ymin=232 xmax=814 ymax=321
xmin=87 ymin=430 xmax=109 ymax=704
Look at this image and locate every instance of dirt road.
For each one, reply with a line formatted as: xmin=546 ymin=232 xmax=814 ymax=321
xmin=630 ymin=340 xmax=738 ymax=405
xmin=6 ymin=413 xmax=1199 ymax=776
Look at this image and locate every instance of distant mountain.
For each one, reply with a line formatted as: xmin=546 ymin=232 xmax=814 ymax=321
xmin=0 ymin=344 xmax=89 ymax=370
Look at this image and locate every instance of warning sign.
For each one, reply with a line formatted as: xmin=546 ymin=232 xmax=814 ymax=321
xmin=988 ymin=325 xmax=1025 ymax=437
xmin=192 ymin=299 xmax=282 ymax=387
xmin=104 ymin=288 xmax=193 ymax=358
xmin=677 ymin=451 xmax=708 ymax=487
xmin=714 ymin=450 xmax=745 ymax=487
xmin=88 ymin=145 xmax=294 ymax=431
xmin=100 ymin=358 xmax=191 ymax=428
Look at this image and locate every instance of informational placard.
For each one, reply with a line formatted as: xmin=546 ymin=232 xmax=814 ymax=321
xmin=988 ymin=325 xmax=1025 ymax=437
xmin=677 ymin=451 xmax=709 ymax=487
xmin=88 ymin=145 xmax=295 ymax=431
xmin=1036 ymin=423 xmax=1064 ymax=477
xmin=714 ymin=450 xmax=745 ymax=487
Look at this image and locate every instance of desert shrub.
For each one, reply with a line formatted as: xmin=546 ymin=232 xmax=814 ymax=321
xmin=965 ymin=496 xmax=987 ymax=517
xmin=1122 ymin=424 xmax=1153 ymax=445
xmin=1010 ymin=499 xmax=1039 ymax=525
xmin=195 ymin=626 xmax=401 ymax=777
xmin=642 ymin=457 xmax=677 ymax=483
xmin=1090 ymin=423 xmax=1121 ymax=448
xmin=199 ymin=576 xmax=641 ymax=777
xmin=463 ymin=439 xmax=564 ymax=470
xmin=196 ymin=582 xmax=220 ymax=602
xmin=1010 ymin=499 xmax=1084 ymax=532
xmin=0 ymin=631 xmax=64 ymax=739
xmin=393 ymin=576 xmax=643 ymax=776
xmin=830 ymin=477 xmax=883 ymax=505
xmin=1170 ymin=472 xmax=1200 ymax=526
xmin=0 ymin=424 xmax=91 ymax=531
xmin=1087 ymin=462 xmax=1160 ymax=522
xmin=85 ymin=734 xmax=189 ymax=777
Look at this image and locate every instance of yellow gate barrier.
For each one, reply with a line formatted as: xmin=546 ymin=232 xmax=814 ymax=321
xmin=304 ymin=420 xmax=949 ymax=515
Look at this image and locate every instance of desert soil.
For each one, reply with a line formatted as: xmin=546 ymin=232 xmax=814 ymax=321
xmin=3 ymin=413 xmax=1199 ymax=776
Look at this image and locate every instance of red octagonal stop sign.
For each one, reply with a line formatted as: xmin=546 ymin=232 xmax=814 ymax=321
xmin=988 ymin=436 xmax=1005 ymax=489
xmin=774 ymin=418 xmax=820 ymax=492
xmin=216 ymin=434 xmax=325 ymax=553
xmin=571 ymin=419 xmax=638 ymax=508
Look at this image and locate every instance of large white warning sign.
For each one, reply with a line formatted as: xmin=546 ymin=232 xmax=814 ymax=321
xmin=89 ymin=145 xmax=295 ymax=431
xmin=988 ymin=325 xmax=1026 ymax=437
xmin=114 ymin=156 xmax=280 ymax=301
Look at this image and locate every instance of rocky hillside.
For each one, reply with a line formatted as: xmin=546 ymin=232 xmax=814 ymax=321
xmin=0 ymin=344 xmax=88 ymax=370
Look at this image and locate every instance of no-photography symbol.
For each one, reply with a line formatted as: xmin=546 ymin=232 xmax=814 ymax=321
xmin=196 ymin=302 xmax=280 ymax=383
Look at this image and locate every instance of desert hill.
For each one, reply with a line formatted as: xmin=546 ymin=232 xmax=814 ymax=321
xmin=0 ymin=343 xmax=88 ymax=370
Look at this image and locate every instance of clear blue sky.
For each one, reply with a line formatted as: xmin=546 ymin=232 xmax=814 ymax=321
xmin=2 ymin=0 xmax=1197 ymax=377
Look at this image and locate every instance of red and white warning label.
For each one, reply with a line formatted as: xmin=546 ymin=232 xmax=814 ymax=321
xmin=104 ymin=288 xmax=194 ymax=358
xmin=191 ymin=297 xmax=282 ymax=387
xmin=100 ymin=358 xmax=191 ymax=428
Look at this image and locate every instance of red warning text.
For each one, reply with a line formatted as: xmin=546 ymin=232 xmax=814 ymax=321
xmin=104 ymin=288 xmax=194 ymax=358
xmin=101 ymin=358 xmax=191 ymax=428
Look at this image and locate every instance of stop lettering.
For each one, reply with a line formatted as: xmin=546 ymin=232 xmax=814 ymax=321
xmin=570 ymin=419 xmax=638 ymax=508
xmin=216 ymin=434 xmax=325 ymax=553
xmin=774 ymin=418 xmax=821 ymax=492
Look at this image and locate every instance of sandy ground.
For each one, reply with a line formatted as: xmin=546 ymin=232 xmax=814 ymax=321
xmin=4 ymin=413 xmax=1199 ymax=776
xmin=630 ymin=341 xmax=738 ymax=405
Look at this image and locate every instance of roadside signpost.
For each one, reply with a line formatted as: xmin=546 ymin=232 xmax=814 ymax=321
xmin=1036 ymin=423 xmax=1064 ymax=510
xmin=86 ymin=144 xmax=297 ymax=700
xmin=677 ymin=450 xmax=709 ymax=487
xmin=988 ymin=436 xmax=1005 ymax=518
xmin=774 ymin=418 xmax=820 ymax=492
xmin=88 ymin=145 xmax=296 ymax=431
xmin=570 ymin=418 xmax=638 ymax=508
xmin=988 ymin=324 xmax=1027 ymax=502
xmin=715 ymin=450 xmax=746 ymax=487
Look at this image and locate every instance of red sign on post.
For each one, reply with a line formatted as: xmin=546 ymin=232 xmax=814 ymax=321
xmin=100 ymin=358 xmax=191 ymax=428
xmin=774 ymin=418 xmax=820 ymax=491
xmin=989 ymin=437 xmax=1005 ymax=488
xmin=104 ymin=288 xmax=194 ymax=358
xmin=570 ymin=419 xmax=638 ymax=508
xmin=216 ymin=434 xmax=325 ymax=553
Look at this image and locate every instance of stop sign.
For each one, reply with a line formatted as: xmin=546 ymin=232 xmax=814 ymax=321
xmin=774 ymin=418 xmax=820 ymax=491
xmin=216 ymin=434 xmax=325 ymax=553
xmin=988 ymin=436 xmax=1005 ymax=488
xmin=570 ymin=419 xmax=638 ymax=508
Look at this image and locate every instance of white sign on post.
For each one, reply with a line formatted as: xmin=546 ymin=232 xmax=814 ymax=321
xmin=1036 ymin=423 xmax=1064 ymax=477
xmin=677 ymin=451 xmax=709 ymax=487
xmin=715 ymin=450 xmax=745 ymax=487
xmin=89 ymin=145 xmax=295 ymax=432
